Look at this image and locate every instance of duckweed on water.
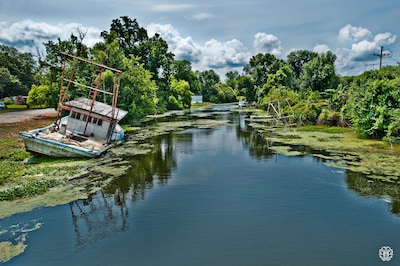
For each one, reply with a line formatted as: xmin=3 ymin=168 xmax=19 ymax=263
xmin=0 ymin=241 xmax=27 ymax=263
xmin=260 ymin=125 xmax=400 ymax=182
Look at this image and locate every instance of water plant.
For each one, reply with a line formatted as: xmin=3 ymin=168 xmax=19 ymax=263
xmin=0 ymin=179 xmax=61 ymax=201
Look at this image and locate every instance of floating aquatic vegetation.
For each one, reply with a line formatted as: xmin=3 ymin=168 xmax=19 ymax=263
xmin=0 ymin=219 xmax=43 ymax=263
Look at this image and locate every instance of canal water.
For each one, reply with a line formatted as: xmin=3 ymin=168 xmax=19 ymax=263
xmin=2 ymin=109 xmax=400 ymax=265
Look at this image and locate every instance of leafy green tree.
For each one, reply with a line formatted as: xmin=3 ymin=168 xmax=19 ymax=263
xmin=167 ymin=77 xmax=193 ymax=109
xmin=346 ymin=67 xmax=400 ymax=139
xmin=101 ymin=16 xmax=175 ymax=111
xmin=287 ymin=50 xmax=318 ymax=81
xmin=101 ymin=16 xmax=173 ymax=80
xmin=101 ymin=16 xmax=148 ymax=55
xmin=225 ymin=71 xmax=239 ymax=91
xmin=0 ymin=67 xmax=20 ymax=99
xmin=258 ymin=62 xmax=293 ymax=100
xmin=171 ymin=60 xmax=201 ymax=95
xmin=198 ymin=70 xmax=220 ymax=102
xmin=214 ymin=83 xmax=237 ymax=103
xmin=120 ymin=55 xmax=159 ymax=120
xmin=26 ymin=84 xmax=52 ymax=108
xmin=0 ymin=45 xmax=35 ymax=98
xmin=300 ymin=51 xmax=339 ymax=93
xmin=236 ymin=75 xmax=255 ymax=102
xmin=244 ymin=53 xmax=282 ymax=89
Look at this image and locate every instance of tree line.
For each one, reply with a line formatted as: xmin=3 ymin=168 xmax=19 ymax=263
xmin=1 ymin=16 xmax=400 ymax=143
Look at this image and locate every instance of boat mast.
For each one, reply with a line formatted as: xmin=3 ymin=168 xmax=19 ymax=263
xmin=56 ymin=53 xmax=123 ymax=138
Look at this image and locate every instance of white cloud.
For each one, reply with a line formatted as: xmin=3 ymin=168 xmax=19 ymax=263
xmin=374 ymin=32 xmax=397 ymax=46
xmin=192 ymin=13 xmax=214 ymax=20
xmin=147 ymin=23 xmax=251 ymax=71
xmin=0 ymin=19 xmax=102 ymax=54
xmin=202 ymin=38 xmax=251 ymax=68
xmin=335 ymin=25 xmax=397 ymax=75
xmin=253 ymin=32 xmax=282 ymax=56
xmin=313 ymin=44 xmax=330 ymax=53
xmin=338 ymin=24 xmax=371 ymax=43
xmin=0 ymin=19 xmax=61 ymax=44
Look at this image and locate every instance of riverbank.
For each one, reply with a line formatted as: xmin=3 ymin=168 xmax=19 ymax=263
xmin=246 ymin=117 xmax=400 ymax=182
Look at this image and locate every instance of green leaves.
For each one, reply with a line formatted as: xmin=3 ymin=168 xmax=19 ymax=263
xmin=346 ymin=66 xmax=400 ymax=140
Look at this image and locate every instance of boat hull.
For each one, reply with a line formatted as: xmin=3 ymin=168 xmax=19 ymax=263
xmin=19 ymin=132 xmax=110 ymax=158
xmin=19 ymin=119 xmax=125 ymax=158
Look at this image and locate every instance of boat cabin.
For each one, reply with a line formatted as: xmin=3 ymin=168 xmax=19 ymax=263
xmin=64 ymin=98 xmax=128 ymax=141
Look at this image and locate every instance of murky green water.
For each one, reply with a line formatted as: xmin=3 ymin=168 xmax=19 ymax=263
xmin=2 ymin=109 xmax=400 ymax=265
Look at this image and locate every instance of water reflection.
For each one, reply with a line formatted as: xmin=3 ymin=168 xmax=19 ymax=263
xmin=69 ymin=190 xmax=128 ymax=249
xmin=346 ymin=170 xmax=400 ymax=216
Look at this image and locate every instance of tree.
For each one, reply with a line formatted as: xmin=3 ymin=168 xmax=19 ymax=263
xmin=26 ymin=84 xmax=51 ymax=108
xmin=101 ymin=16 xmax=175 ymax=111
xmin=236 ymin=75 xmax=255 ymax=102
xmin=214 ymin=83 xmax=237 ymax=103
xmin=171 ymin=60 xmax=201 ymax=95
xmin=346 ymin=66 xmax=400 ymax=139
xmin=0 ymin=67 xmax=20 ymax=99
xmin=257 ymin=62 xmax=293 ymax=101
xmin=198 ymin=70 xmax=220 ymax=102
xmin=0 ymin=45 xmax=35 ymax=98
xmin=287 ymin=50 xmax=318 ymax=80
xmin=101 ymin=16 xmax=174 ymax=82
xmin=244 ymin=53 xmax=282 ymax=89
xmin=101 ymin=16 xmax=148 ymax=55
xmin=300 ymin=51 xmax=339 ymax=93
xmin=225 ymin=71 xmax=239 ymax=91
xmin=120 ymin=55 xmax=159 ymax=120
xmin=167 ymin=77 xmax=193 ymax=109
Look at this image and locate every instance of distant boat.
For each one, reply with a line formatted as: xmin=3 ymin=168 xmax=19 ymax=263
xmin=19 ymin=53 xmax=127 ymax=158
xmin=238 ymin=98 xmax=247 ymax=108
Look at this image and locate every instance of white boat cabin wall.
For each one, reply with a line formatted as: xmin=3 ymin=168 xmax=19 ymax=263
xmin=67 ymin=109 xmax=110 ymax=140
xmin=62 ymin=98 xmax=128 ymax=142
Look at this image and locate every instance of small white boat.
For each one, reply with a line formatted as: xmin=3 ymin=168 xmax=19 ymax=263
xmin=19 ymin=53 xmax=127 ymax=158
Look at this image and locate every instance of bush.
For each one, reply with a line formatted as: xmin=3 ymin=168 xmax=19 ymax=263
xmin=345 ymin=68 xmax=400 ymax=139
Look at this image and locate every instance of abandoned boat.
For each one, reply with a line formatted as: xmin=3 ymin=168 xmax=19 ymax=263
xmin=19 ymin=53 xmax=127 ymax=158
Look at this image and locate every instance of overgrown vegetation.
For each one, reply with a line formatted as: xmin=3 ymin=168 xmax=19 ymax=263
xmin=0 ymin=116 xmax=83 ymax=200
xmin=0 ymin=179 xmax=61 ymax=201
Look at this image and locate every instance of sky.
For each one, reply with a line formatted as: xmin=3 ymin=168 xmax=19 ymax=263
xmin=0 ymin=0 xmax=399 ymax=78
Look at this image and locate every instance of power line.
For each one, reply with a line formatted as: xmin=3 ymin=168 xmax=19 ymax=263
xmin=374 ymin=46 xmax=390 ymax=69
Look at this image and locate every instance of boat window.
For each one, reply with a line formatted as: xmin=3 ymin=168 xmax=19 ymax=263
xmin=97 ymin=119 xmax=103 ymax=126
xmin=83 ymin=114 xmax=87 ymax=121
xmin=93 ymin=118 xmax=98 ymax=124
xmin=76 ymin=113 xmax=81 ymax=120
xmin=71 ymin=112 xmax=76 ymax=119
xmin=88 ymin=116 xmax=92 ymax=123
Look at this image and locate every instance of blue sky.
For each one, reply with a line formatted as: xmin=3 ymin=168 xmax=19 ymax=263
xmin=0 ymin=0 xmax=399 ymax=77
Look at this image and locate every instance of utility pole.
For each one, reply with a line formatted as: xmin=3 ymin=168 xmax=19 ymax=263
xmin=374 ymin=46 xmax=390 ymax=69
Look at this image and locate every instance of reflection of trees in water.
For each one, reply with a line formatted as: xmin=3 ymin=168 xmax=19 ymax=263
xmin=68 ymin=133 xmax=184 ymax=249
xmin=106 ymin=132 xmax=185 ymax=201
xmin=346 ymin=170 xmax=400 ymax=216
xmin=235 ymin=115 xmax=274 ymax=160
xmin=69 ymin=190 xmax=128 ymax=249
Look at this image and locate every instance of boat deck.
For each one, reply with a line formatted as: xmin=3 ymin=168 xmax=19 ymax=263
xmin=35 ymin=128 xmax=106 ymax=152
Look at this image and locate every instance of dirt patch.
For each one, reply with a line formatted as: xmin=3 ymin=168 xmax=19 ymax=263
xmin=0 ymin=108 xmax=57 ymax=125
